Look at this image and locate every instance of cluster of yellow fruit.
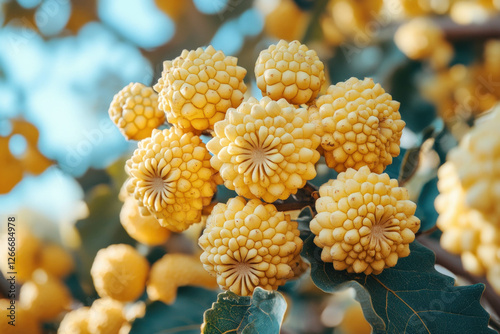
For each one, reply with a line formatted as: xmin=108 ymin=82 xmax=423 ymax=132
xmin=58 ymin=244 xmax=216 ymax=333
xmin=0 ymin=229 xmax=74 ymax=334
xmin=421 ymin=40 xmax=500 ymax=124
xmin=0 ymin=119 xmax=52 ymax=194
xmin=435 ymin=106 xmax=500 ymax=294
xmin=109 ymin=39 xmax=419 ymax=296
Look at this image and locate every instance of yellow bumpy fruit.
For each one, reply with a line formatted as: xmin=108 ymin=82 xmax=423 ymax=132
xmin=147 ymin=253 xmax=218 ymax=304
xmin=90 ymin=244 xmax=149 ymax=302
xmin=120 ymin=197 xmax=171 ymax=246
xmin=88 ymin=298 xmax=128 ymax=334
xmin=0 ymin=299 xmax=41 ymax=334
xmin=20 ymin=269 xmax=72 ymax=321
xmin=255 ymin=40 xmax=325 ymax=105
xmin=109 ymin=82 xmax=165 ymax=140
xmin=154 ymin=46 xmax=247 ymax=132
xmin=309 ymin=77 xmax=405 ymax=173
xmin=207 ymin=96 xmax=320 ymax=203
xmin=199 ymin=197 xmax=304 ymax=296
xmin=435 ymin=109 xmax=500 ymax=293
xmin=58 ymin=307 xmax=91 ymax=334
xmin=39 ymin=243 xmax=75 ymax=278
xmin=310 ymin=166 xmax=420 ymax=275
xmin=447 ymin=109 xmax=500 ymax=220
xmin=126 ymin=128 xmax=221 ymax=231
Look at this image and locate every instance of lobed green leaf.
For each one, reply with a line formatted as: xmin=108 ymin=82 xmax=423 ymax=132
xmin=302 ymin=236 xmax=495 ymax=334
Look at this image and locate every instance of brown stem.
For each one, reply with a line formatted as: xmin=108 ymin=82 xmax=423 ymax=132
xmin=417 ymin=235 xmax=500 ymax=325
xmin=439 ymin=15 xmax=500 ymax=42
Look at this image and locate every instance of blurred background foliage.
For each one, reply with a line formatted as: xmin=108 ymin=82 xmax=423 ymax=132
xmin=1 ymin=0 xmax=500 ymax=333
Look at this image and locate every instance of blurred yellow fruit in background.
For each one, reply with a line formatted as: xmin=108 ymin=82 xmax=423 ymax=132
xmin=19 ymin=269 xmax=72 ymax=321
xmin=91 ymin=244 xmax=149 ymax=302
xmin=87 ymin=298 xmax=128 ymax=334
xmin=39 ymin=243 xmax=75 ymax=278
xmin=0 ymin=299 xmax=41 ymax=334
xmin=147 ymin=253 xmax=218 ymax=304
xmin=120 ymin=197 xmax=171 ymax=246
xmin=58 ymin=307 xmax=91 ymax=334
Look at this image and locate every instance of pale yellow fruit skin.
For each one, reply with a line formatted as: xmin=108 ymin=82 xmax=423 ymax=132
xmin=39 ymin=243 xmax=74 ymax=278
xmin=310 ymin=77 xmax=405 ymax=173
xmin=395 ymin=18 xmax=452 ymax=67
xmin=0 ymin=299 xmax=41 ymax=334
xmin=255 ymin=40 xmax=325 ymax=105
xmin=337 ymin=302 xmax=372 ymax=334
xmin=88 ymin=298 xmax=128 ymax=334
xmin=264 ymin=0 xmax=308 ymax=42
xmin=147 ymin=253 xmax=218 ymax=304
xmin=435 ymin=110 xmax=500 ymax=293
xmin=154 ymin=46 xmax=247 ymax=132
xmin=120 ymin=197 xmax=171 ymax=246
xmin=310 ymin=166 xmax=420 ymax=275
xmin=90 ymin=244 xmax=149 ymax=302
xmin=0 ymin=228 xmax=41 ymax=282
xmin=329 ymin=0 xmax=383 ymax=37
xmin=58 ymin=307 xmax=91 ymax=334
xmin=125 ymin=128 xmax=221 ymax=231
xmin=199 ymin=196 xmax=304 ymax=296
xmin=19 ymin=269 xmax=72 ymax=321
xmin=207 ymin=96 xmax=320 ymax=203
xmin=109 ymin=82 xmax=165 ymax=141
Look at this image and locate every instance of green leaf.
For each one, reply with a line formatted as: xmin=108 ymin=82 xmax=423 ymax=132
xmin=416 ymin=177 xmax=440 ymax=232
xmin=130 ymin=287 xmax=218 ymax=334
xmin=302 ymin=235 xmax=494 ymax=334
xmin=202 ymin=287 xmax=287 ymax=334
xmin=385 ymin=147 xmax=407 ymax=181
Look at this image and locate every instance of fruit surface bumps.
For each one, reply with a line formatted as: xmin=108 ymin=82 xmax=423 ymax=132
xmin=199 ymin=196 xmax=304 ymax=296
xmin=154 ymin=45 xmax=247 ymax=132
xmin=125 ymin=128 xmax=221 ymax=231
xmin=109 ymin=82 xmax=165 ymax=140
xmin=309 ymin=77 xmax=405 ymax=173
xmin=255 ymin=40 xmax=325 ymax=105
xmin=310 ymin=166 xmax=420 ymax=275
xmin=207 ymin=96 xmax=320 ymax=203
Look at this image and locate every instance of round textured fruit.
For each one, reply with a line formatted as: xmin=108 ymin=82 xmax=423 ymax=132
xmin=255 ymin=40 xmax=325 ymax=105
xmin=125 ymin=128 xmax=221 ymax=231
xmin=19 ymin=269 xmax=72 ymax=321
xmin=435 ymin=109 xmax=500 ymax=293
xmin=147 ymin=253 xmax=218 ymax=304
xmin=154 ymin=46 xmax=247 ymax=132
xmin=90 ymin=244 xmax=149 ymax=302
xmin=207 ymin=96 xmax=320 ymax=203
xmin=310 ymin=166 xmax=420 ymax=275
xmin=309 ymin=77 xmax=405 ymax=173
xmin=0 ymin=299 xmax=41 ymax=334
xmin=39 ymin=243 xmax=74 ymax=278
xmin=58 ymin=307 xmax=91 ymax=334
xmin=87 ymin=298 xmax=128 ymax=334
xmin=120 ymin=196 xmax=171 ymax=246
xmin=109 ymin=82 xmax=165 ymax=141
xmin=199 ymin=196 xmax=304 ymax=296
